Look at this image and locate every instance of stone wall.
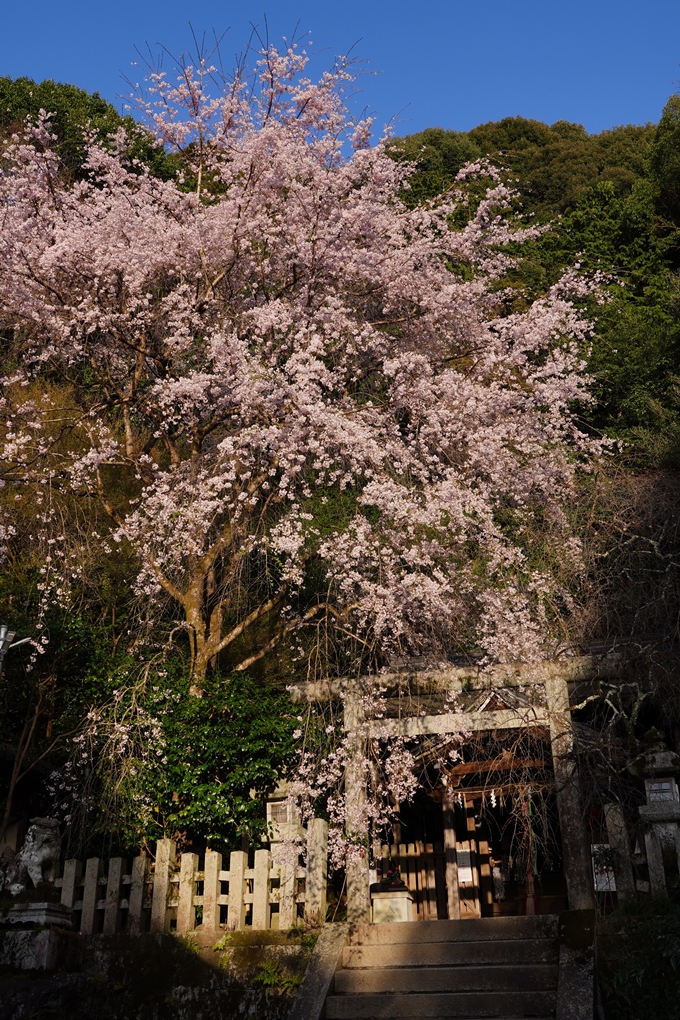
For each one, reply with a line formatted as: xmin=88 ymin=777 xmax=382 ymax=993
xmin=0 ymin=928 xmax=316 ymax=1020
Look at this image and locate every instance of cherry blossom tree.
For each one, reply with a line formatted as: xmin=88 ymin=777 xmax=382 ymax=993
xmin=0 ymin=44 xmax=600 ymax=694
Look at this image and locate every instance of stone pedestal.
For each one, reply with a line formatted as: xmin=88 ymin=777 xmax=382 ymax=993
xmin=371 ymin=889 xmax=414 ymax=923
xmin=0 ymin=929 xmax=66 ymax=970
xmin=3 ymin=902 xmax=73 ymax=928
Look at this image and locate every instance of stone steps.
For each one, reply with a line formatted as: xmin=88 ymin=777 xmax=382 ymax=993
xmin=343 ymin=938 xmax=559 ymax=969
xmin=325 ymin=990 xmax=558 ymax=1018
xmin=346 ymin=915 xmax=559 ymax=944
xmin=325 ymin=916 xmax=560 ymax=1020
xmin=335 ymin=963 xmax=558 ymax=994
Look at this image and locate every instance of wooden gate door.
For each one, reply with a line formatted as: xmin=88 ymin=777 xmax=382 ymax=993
xmin=442 ymin=792 xmax=493 ymax=918
xmin=376 ymin=842 xmax=448 ymax=920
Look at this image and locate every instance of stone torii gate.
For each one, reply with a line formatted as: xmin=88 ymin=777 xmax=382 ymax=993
xmin=293 ymin=654 xmax=624 ymax=922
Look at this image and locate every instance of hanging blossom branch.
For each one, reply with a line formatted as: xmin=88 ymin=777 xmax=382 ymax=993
xmin=281 ymin=683 xmax=470 ymax=871
xmin=45 ymin=663 xmax=170 ymax=854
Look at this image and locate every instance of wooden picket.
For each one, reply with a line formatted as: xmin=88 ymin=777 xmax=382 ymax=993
xmin=55 ymin=819 xmax=328 ymax=935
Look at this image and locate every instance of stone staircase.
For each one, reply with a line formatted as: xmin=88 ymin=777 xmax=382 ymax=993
xmin=324 ymin=915 xmax=561 ymax=1019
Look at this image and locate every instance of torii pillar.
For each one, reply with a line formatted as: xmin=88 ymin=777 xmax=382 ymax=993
xmin=545 ymin=672 xmax=594 ymax=910
xmin=344 ymin=689 xmax=371 ymax=922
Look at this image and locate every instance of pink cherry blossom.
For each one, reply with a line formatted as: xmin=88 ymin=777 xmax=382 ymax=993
xmin=0 ymin=45 xmax=601 ymax=686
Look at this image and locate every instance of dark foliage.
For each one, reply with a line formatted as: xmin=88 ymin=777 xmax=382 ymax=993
xmin=598 ymin=900 xmax=680 ymax=1020
xmin=0 ymin=76 xmax=175 ymax=180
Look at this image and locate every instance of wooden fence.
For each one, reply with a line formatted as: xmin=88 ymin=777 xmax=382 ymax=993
xmin=55 ymin=819 xmax=328 ymax=935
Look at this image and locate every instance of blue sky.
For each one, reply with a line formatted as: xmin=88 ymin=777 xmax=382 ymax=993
xmin=2 ymin=1 xmax=679 ymax=136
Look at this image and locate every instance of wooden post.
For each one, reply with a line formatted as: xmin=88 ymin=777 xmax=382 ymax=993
xmin=176 ymin=852 xmax=198 ymax=932
xmin=464 ymin=798 xmax=481 ymax=917
xmin=603 ymin=802 xmax=635 ymax=901
xmin=228 ymin=850 xmax=247 ymax=930
xmin=252 ymin=848 xmax=271 ymax=930
xmin=478 ymin=838 xmax=493 ymax=911
xmin=545 ymin=672 xmax=594 ymax=910
xmin=60 ymin=859 xmax=82 ymax=910
xmin=344 ymin=689 xmax=370 ymax=922
xmin=433 ymin=841 xmax=447 ymax=920
xmin=442 ymin=788 xmax=460 ymax=920
xmin=103 ymin=858 xmax=126 ymax=935
xmin=413 ymin=843 xmax=426 ymax=918
xmin=201 ymin=850 xmax=222 ymax=932
xmin=405 ymin=844 xmax=418 ymax=921
xmin=424 ymin=843 xmax=438 ymax=919
xmin=81 ymin=857 xmax=103 ymax=935
xmin=305 ymin=817 xmax=328 ymax=926
xmin=151 ymin=838 xmax=176 ymax=932
xmin=645 ymin=829 xmax=667 ymax=896
xmin=128 ymin=855 xmax=149 ymax=934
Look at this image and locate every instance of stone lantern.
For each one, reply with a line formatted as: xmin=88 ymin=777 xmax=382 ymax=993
xmin=638 ymin=745 xmax=680 ymax=896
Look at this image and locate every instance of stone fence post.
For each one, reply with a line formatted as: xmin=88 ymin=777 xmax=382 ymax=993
xmin=305 ymin=817 xmax=328 ymax=926
xmin=150 ymin=838 xmax=176 ymax=932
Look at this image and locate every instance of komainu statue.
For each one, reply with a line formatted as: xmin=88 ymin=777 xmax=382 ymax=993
xmin=3 ymin=818 xmax=61 ymax=896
